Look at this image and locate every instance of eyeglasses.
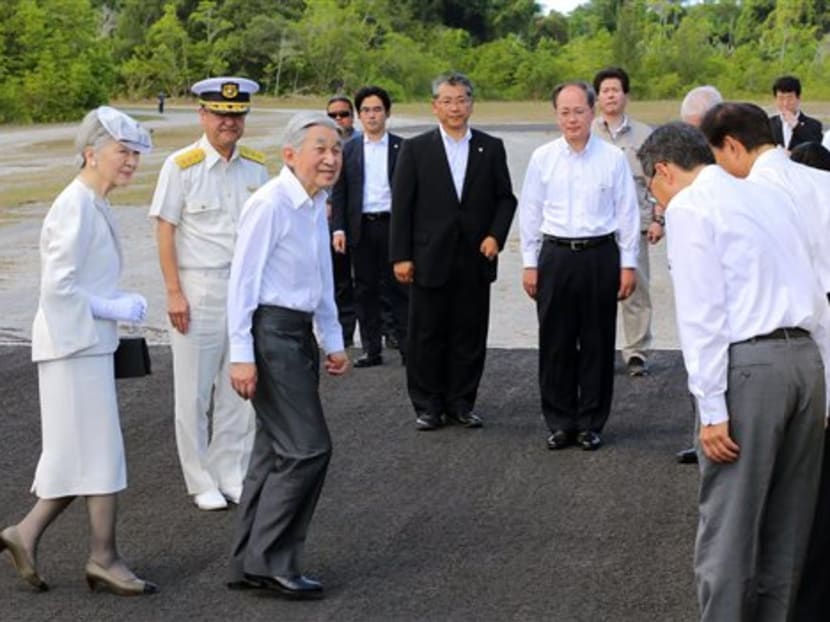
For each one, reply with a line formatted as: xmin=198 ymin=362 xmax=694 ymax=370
xmin=327 ymin=111 xmax=351 ymax=119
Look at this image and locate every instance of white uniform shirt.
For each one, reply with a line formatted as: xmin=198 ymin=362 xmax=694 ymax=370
xmin=748 ymin=147 xmax=830 ymax=293
xmin=228 ymin=166 xmax=344 ymax=363
xmin=149 ymin=135 xmax=268 ymax=269
xmin=439 ymin=125 xmax=471 ymax=201
xmin=362 ymin=132 xmax=391 ymax=214
xmin=518 ymin=133 xmax=640 ymax=268
xmin=666 ymin=165 xmax=830 ymax=424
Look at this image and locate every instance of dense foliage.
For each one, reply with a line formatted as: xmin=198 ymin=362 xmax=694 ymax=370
xmin=2 ymin=0 xmax=830 ymax=122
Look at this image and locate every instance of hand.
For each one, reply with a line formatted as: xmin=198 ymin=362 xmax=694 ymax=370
xmin=324 ymin=351 xmax=350 ymax=376
xmin=89 ymin=292 xmax=147 ymax=323
xmin=699 ymin=422 xmax=740 ymax=463
xmin=394 ymin=261 xmax=414 ymax=284
xmin=167 ymin=290 xmax=190 ymax=334
xmin=618 ymin=268 xmax=636 ymax=300
xmin=646 ymin=222 xmax=664 ymax=244
xmin=332 ymin=232 xmax=346 ymax=254
xmin=522 ymin=268 xmax=538 ymax=299
xmin=781 ymin=108 xmax=798 ymax=128
xmin=479 ymin=235 xmax=499 ymax=260
xmin=230 ymin=363 xmax=257 ymax=399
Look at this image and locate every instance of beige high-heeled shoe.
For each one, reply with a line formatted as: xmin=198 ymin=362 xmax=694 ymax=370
xmin=0 ymin=526 xmax=48 ymax=591
xmin=85 ymin=559 xmax=158 ymax=596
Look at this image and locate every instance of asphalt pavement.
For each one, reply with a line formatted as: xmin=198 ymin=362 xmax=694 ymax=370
xmin=0 ymin=345 xmax=699 ymax=622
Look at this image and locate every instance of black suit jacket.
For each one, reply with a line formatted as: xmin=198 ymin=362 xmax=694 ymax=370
xmin=389 ymin=128 xmax=517 ymax=287
xmin=331 ymin=133 xmax=402 ymax=247
xmin=770 ymin=112 xmax=823 ymax=150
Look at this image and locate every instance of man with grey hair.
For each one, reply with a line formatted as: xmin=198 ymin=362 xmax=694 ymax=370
xmin=519 ymin=81 xmax=639 ymax=451
xmin=676 ymin=83 xmax=723 ymax=465
xmin=638 ymin=122 xmax=830 ymax=622
xmin=680 ymin=85 xmax=722 ymax=126
xmin=390 ymin=72 xmax=516 ymax=431
xmin=225 ymin=111 xmax=348 ymax=599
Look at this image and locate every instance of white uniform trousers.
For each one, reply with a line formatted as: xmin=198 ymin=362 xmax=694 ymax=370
xmin=170 ymin=269 xmax=254 ymax=495
xmin=620 ymin=231 xmax=653 ymax=363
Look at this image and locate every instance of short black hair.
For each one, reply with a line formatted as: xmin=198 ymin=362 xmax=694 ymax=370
xmin=772 ymin=75 xmax=802 ymax=97
xmin=326 ymin=95 xmax=354 ymax=112
xmin=593 ymin=67 xmax=630 ymax=94
xmin=637 ymin=122 xmax=715 ymax=178
xmin=790 ymin=142 xmax=830 ymax=172
xmin=700 ymin=102 xmax=775 ymax=151
xmin=552 ymin=81 xmax=596 ymax=109
xmin=354 ymin=86 xmax=391 ymax=114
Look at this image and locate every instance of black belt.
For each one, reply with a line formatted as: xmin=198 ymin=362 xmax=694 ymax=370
xmin=543 ymin=233 xmax=615 ymax=251
xmin=362 ymin=212 xmax=390 ymax=221
xmin=740 ymin=327 xmax=809 ymax=343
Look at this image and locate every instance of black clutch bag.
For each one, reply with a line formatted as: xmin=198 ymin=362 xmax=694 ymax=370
xmin=114 ymin=337 xmax=152 ymax=378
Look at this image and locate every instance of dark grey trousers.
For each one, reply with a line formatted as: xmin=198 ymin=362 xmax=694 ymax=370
xmin=229 ymin=305 xmax=332 ymax=580
xmin=695 ymin=333 xmax=825 ymax=622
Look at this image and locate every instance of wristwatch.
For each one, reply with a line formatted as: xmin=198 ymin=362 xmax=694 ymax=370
xmin=652 ymin=214 xmax=666 ymax=226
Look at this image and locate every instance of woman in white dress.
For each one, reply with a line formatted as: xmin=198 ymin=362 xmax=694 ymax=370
xmin=0 ymin=106 xmax=157 ymax=596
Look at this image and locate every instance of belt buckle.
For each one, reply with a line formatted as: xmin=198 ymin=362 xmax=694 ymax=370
xmin=570 ymin=240 xmax=584 ymax=251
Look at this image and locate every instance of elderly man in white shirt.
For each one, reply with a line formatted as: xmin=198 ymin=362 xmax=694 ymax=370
xmin=225 ymin=111 xmax=348 ymax=600
xmin=638 ymin=121 xmax=830 ymax=622
xmin=519 ymin=81 xmax=639 ymax=451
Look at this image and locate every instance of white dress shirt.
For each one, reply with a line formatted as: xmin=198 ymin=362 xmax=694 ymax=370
xmin=149 ymin=135 xmax=268 ymax=269
xmin=747 ymin=147 xmax=830 ymax=293
xmin=439 ymin=125 xmax=471 ymax=201
xmin=362 ymin=132 xmax=391 ymax=214
xmin=666 ymin=165 xmax=830 ymax=424
xmin=518 ymin=133 xmax=640 ymax=268
xmin=228 ymin=166 xmax=344 ymax=363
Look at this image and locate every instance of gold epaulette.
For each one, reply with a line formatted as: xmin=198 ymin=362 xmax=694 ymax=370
xmin=174 ymin=148 xmax=205 ymax=169
xmin=239 ymin=146 xmax=266 ymax=165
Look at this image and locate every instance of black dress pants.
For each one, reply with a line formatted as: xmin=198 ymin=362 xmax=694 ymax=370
xmin=351 ymin=216 xmax=409 ymax=357
xmin=229 ymin=305 xmax=331 ymax=580
xmin=536 ymin=237 xmax=619 ymax=434
xmin=331 ymin=246 xmax=356 ymax=344
xmin=407 ymin=245 xmax=490 ymax=417
xmin=794 ymin=427 xmax=830 ymax=621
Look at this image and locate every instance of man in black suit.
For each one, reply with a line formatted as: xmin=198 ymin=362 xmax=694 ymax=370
xmin=331 ymin=86 xmax=408 ymax=368
xmin=769 ymin=75 xmax=823 ymax=150
xmin=390 ymin=72 xmax=517 ymax=431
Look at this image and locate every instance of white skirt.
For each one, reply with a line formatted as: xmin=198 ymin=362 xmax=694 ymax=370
xmin=31 ymin=354 xmax=126 ymax=498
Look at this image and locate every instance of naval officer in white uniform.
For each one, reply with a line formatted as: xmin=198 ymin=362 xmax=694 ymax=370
xmin=149 ymin=77 xmax=269 ymax=510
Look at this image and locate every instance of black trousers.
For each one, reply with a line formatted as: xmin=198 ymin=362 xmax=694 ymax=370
xmin=536 ymin=237 xmax=619 ymax=434
xmin=331 ymin=246 xmax=356 ymax=344
xmin=229 ymin=305 xmax=331 ymax=580
xmin=352 ymin=216 xmax=409 ymax=357
xmin=794 ymin=426 xmax=830 ymax=621
xmin=407 ymin=245 xmax=490 ymax=417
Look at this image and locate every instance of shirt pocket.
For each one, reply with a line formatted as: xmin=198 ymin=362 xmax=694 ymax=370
xmin=184 ymin=199 xmax=222 ymax=216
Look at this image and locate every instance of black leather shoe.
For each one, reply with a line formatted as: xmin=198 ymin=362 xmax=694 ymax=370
xmin=415 ymin=412 xmax=443 ymax=431
xmin=676 ymin=447 xmax=698 ymax=464
xmin=627 ymin=355 xmax=647 ymax=376
xmin=576 ymin=431 xmax=602 ymax=451
xmin=447 ymin=412 xmax=483 ymax=428
xmin=546 ymin=430 xmax=574 ymax=450
xmin=354 ymin=354 xmax=383 ymax=368
xmin=244 ymin=573 xmax=323 ymax=600
xmin=227 ymin=577 xmax=266 ymax=590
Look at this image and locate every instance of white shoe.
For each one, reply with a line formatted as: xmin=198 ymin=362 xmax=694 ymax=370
xmin=220 ymin=486 xmax=243 ymax=505
xmin=193 ymin=489 xmax=228 ymax=511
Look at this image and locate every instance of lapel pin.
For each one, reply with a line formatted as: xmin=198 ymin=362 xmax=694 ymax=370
xmin=478 ymin=147 xmax=484 ymax=152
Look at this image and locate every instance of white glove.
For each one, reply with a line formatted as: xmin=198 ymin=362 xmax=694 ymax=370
xmin=89 ymin=293 xmax=147 ymax=323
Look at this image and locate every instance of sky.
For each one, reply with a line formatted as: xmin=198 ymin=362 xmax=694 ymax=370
xmin=538 ymin=0 xmax=587 ymax=15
